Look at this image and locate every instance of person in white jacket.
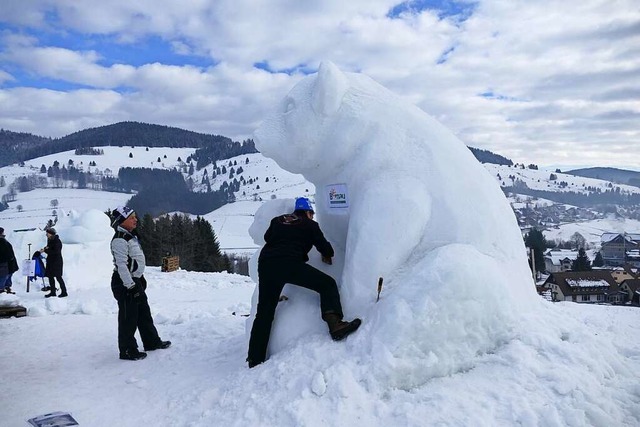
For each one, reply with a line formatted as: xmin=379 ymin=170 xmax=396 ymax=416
xmin=110 ymin=206 xmax=171 ymax=361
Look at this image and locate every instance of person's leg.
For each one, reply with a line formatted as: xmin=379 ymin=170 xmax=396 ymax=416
xmin=45 ymin=276 xmax=56 ymax=297
xmin=287 ymin=263 xmax=361 ymax=341
xmin=117 ymin=296 xmax=140 ymax=354
xmin=57 ymin=276 xmax=68 ymax=296
xmin=136 ymin=295 xmax=163 ymax=350
xmin=0 ymin=275 xmax=8 ymax=292
xmin=111 ymin=272 xmax=143 ymax=358
xmin=286 ymin=263 xmax=343 ymax=316
xmin=247 ymin=264 xmax=285 ymax=366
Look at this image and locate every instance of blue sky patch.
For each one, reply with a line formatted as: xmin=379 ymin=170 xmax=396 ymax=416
xmin=253 ymin=61 xmax=315 ymax=75
xmin=388 ymin=0 xmax=477 ymax=21
xmin=478 ymin=91 xmax=527 ymax=102
xmin=437 ymin=46 xmax=456 ymax=64
xmin=0 ymin=26 xmax=216 ymax=90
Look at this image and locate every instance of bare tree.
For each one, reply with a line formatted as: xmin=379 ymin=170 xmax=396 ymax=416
xmin=570 ymin=232 xmax=587 ymax=250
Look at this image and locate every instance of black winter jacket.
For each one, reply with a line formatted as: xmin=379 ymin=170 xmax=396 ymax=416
xmin=258 ymin=213 xmax=334 ymax=263
xmin=0 ymin=237 xmax=18 ymax=276
xmin=44 ymin=235 xmax=64 ymax=277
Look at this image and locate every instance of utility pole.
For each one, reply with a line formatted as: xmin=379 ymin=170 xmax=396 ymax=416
xmin=26 ymin=243 xmax=31 ymax=292
xmin=530 ymin=248 xmax=536 ymax=283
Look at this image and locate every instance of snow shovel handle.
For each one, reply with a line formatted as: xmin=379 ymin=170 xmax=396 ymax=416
xmin=376 ymin=277 xmax=383 ymax=302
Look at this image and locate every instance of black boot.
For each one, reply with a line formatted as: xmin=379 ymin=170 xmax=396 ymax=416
xmin=322 ymin=312 xmax=362 ymax=341
xmin=247 ymin=357 xmax=263 ymax=368
xmin=119 ymin=349 xmax=147 ymax=361
xmin=58 ymin=278 xmax=68 ymax=297
xmin=144 ymin=340 xmax=171 ymax=351
xmin=45 ymin=288 xmax=56 ymax=298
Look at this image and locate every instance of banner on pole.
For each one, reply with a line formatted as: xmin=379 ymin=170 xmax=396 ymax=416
xmin=21 ymin=259 xmax=35 ymax=277
xmin=325 ymin=183 xmax=349 ymax=213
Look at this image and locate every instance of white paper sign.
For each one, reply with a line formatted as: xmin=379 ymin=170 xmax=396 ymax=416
xmin=21 ymin=259 xmax=36 ymax=276
xmin=325 ymin=183 xmax=349 ymax=212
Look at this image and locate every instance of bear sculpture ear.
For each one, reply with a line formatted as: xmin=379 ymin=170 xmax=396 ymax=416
xmin=311 ymin=61 xmax=348 ymax=116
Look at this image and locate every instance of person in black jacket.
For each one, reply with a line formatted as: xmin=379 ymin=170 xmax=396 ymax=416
xmin=247 ymin=197 xmax=361 ymax=368
xmin=0 ymin=227 xmax=19 ymax=294
xmin=42 ymin=228 xmax=68 ymax=298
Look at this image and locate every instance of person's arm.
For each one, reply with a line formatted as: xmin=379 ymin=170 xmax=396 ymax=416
xmin=8 ymin=244 xmax=18 ymax=273
xmin=263 ymin=218 xmax=276 ymax=243
xmin=311 ymin=222 xmax=334 ymax=260
xmin=45 ymin=239 xmax=61 ymax=256
xmin=111 ymin=238 xmax=135 ymax=289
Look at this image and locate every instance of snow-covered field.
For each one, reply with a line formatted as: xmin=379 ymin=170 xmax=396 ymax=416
xmin=1 ymin=232 xmax=639 ymax=426
xmin=485 ymin=163 xmax=640 ymax=195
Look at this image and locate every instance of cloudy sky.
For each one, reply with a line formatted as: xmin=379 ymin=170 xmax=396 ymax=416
xmin=0 ymin=0 xmax=638 ymax=169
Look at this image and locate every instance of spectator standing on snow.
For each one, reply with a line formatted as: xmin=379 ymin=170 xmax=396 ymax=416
xmin=110 ymin=206 xmax=171 ymax=361
xmin=42 ymin=228 xmax=68 ymax=298
xmin=0 ymin=227 xmax=19 ymax=294
xmin=247 ymin=197 xmax=361 ymax=368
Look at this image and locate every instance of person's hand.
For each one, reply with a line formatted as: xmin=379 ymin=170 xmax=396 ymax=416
xmin=322 ymin=256 xmax=333 ymax=265
xmin=127 ymin=281 xmax=144 ymax=301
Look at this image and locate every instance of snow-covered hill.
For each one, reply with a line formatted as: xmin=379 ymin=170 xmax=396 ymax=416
xmin=3 ymin=146 xmax=640 ymax=254
xmin=485 ymin=163 xmax=640 ymax=195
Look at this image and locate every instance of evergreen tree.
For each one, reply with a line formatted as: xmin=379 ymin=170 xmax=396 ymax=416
xmin=78 ymin=172 xmax=87 ymax=189
xmin=593 ymin=252 xmax=604 ymax=267
xmin=524 ymin=228 xmax=548 ymax=273
xmin=40 ymin=164 xmax=46 ymax=173
xmin=571 ymin=248 xmax=592 ymax=271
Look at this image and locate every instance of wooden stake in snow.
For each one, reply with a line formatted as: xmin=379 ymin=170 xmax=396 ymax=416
xmin=376 ymin=277 xmax=383 ymax=302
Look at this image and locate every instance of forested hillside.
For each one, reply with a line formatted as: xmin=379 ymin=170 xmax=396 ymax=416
xmin=468 ymin=146 xmax=513 ymax=166
xmin=567 ymin=167 xmax=640 ymax=187
xmin=0 ymin=129 xmax=52 ymax=166
xmin=0 ymin=122 xmax=257 ymax=167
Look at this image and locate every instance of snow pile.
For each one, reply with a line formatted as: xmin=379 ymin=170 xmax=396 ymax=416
xmin=6 ymin=209 xmax=115 ymax=292
xmin=252 ymin=61 xmax=537 ymax=386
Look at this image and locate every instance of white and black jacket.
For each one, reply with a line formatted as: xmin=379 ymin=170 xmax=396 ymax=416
xmin=111 ymin=226 xmax=146 ymax=289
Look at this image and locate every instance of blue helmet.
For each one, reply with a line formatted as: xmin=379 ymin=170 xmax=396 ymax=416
xmin=295 ymin=197 xmax=314 ymax=212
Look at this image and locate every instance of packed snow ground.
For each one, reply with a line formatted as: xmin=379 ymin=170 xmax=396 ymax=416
xmin=1 ymin=230 xmax=640 ymax=426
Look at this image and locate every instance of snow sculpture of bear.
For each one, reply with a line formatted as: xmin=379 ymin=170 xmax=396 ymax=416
xmin=252 ymin=62 xmax=537 ymax=387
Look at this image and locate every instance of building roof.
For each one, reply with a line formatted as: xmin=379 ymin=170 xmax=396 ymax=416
xmin=544 ymin=249 xmax=577 ymax=266
xmin=621 ymin=279 xmax=640 ymax=293
xmin=601 ymin=233 xmax=640 ymax=244
xmin=544 ymin=271 xmax=618 ymax=296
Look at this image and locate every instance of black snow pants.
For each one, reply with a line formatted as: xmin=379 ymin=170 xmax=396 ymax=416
xmin=247 ymin=260 xmax=343 ymax=364
xmin=111 ymin=272 xmax=161 ymax=353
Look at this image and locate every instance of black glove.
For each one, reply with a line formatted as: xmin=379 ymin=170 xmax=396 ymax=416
xmin=127 ymin=279 xmax=144 ymax=301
